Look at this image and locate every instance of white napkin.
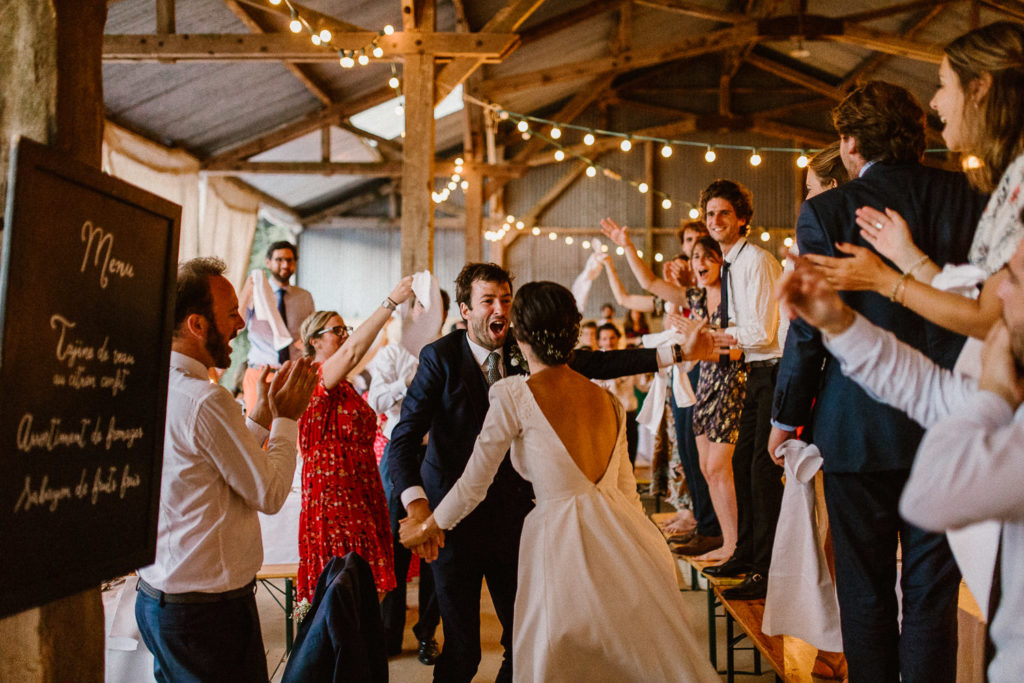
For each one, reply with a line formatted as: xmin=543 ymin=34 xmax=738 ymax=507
xmin=571 ymin=253 xmax=604 ymax=313
xmin=762 ymin=439 xmax=844 ymax=652
xmin=250 ymin=270 xmax=293 ymax=351
xmin=400 ymin=271 xmax=442 ymax=359
xmin=930 ymin=263 xmax=987 ymax=299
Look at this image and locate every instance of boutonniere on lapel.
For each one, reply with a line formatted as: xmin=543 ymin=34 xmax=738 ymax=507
xmin=506 ymin=337 xmax=528 ymax=375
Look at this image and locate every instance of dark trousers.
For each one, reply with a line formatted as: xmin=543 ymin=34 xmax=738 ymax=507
xmin=625 ymin=409 xmax=638 ymax=465
xmin=135 ymin=586 xmax=269 ymax=683
xmin=431 ymin=531 xmax=519 ymax=683
xmin=825 ymin=471 xmax=960 ymax=683
xmin=670 ymin=369 xmax=720 ymax=537
xmin=379 ymin=443 xmax=441 ymax=652
xmin=731 ymin=363 xmax=784 ymax=573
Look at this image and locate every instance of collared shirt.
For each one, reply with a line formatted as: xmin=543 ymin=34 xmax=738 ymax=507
xmin=367 ymin=343 xmax=420 ymax=440
xmin=823 ymin=313 xmax=1024 ymax=682
xmin=245 ymin=282 xmax=314 ymax=367
xmin=137 ymin=351 xmax=298 ymax=593
xmin=466 ymin=335 xmax=504 ymax=379
xmin=721 ymin=237 xmax=783 ymax=361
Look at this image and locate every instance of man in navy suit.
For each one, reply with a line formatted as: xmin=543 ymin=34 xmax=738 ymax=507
xmin=769 ymin=81 xmax=987 ymax=682
xmin=388 ymin=263 xmax=676 ymax=682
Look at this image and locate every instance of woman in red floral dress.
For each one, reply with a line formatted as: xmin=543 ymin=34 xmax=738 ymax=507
xmin=296 ymin=276 xmax=413 ymax=600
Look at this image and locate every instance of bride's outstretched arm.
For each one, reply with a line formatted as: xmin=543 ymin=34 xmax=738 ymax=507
xmin=433 ymin=382 xmax=521 ymax=531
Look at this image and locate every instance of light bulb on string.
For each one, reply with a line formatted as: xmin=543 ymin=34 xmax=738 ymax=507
xmin=688 ymin=207 xmax=700 ymax=219
xmin=583 ymin=132 xmax=596 ymax=146
xmin=554 ymin=150 xmax=565 ymax=161
xmin=637 ymin=182 xmax=649 ymax=194
xmin=455 ymin=157 xmax=464 ymax=166
xmin=269 ymin=0 xmax=282 ymax=4
xmin=548 ymin=232 xmax=557 ymax=241
xmin=637 ymin=250 xmax=643 ymax=258
xmin=531 ymin=227 xmax=541 ymax=236
xmin=340 ymin=51 xmax=355 ymax=68
xmin=760 ymin=231 xmax=771 ymax=242
xmin=461 ymin=180 xmax=469 ymax=190
xmin=516 ymin=120 xmax=529 ymax=133
xmin=550 ymin=127 xmax=562 ymax=139
xmin=357 ymin=49 xmax=369 ymax=66
xmin=600 ymin=244 xmax=609 ymax=253
xmin=749 ymin=149 xmax=762 ymax=166
xmin=704 ymin=146 xmax=716 ymax=163
xmin=383 ymin=24 xmax=395 ymax=35
xmin=447 ymin=181 xmax=457 ymax=191
xmin=661 ymin=144 xmax=673 ymax=158
xmin=565 ymin=236 xmax=574 ymax=245
xmin=585 ymin=166 xmax=597 ymax=178
xmin=311 ymin=34 xmax=322 ymax=46
xmin=620 ymin=137 xmax=632 ymax=152
xmin=582 ymin=240 xmax=591 ymax=249
xmin=506 ymin=214 xmax=515 ymax=223
xmin=516 ymin=220 xmax=525 ymax=230
xmin=319 ymin=29 xmax=332 ymax=43
xmin=289 ymin=17 xmax=302 ymax=33
xmin=388 ymin=76 xmax=400 ymax=89
xmin=654 ymin=253 xmax=664 ymax=262
xmin=661 ymin=198 xmax=672 ymax=210
xmin=963 ymin=155 xmax=983 ymax=170
xmin=796 ymin=152 xmax=809 ymax=168
xmin=452 ymin=174 xmax=461 ymax=182
xmin=783 ymin=236 xmax=794 ymax=247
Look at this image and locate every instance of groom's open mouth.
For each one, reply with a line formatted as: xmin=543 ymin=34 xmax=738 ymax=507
xmin=489 ymin=319 xmax=508 ymax=337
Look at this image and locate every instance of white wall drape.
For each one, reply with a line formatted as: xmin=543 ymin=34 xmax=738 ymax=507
xmin=102 ymin=122 xmax=261 ymax=288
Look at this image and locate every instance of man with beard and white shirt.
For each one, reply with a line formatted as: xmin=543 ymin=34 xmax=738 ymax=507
xmin=135 ymin=257 xmax=317 ymax=682
xmin=238 ymin=241 xmax=315 ymax=413
xmin=388 ymin=263 xmax=685 ymax=682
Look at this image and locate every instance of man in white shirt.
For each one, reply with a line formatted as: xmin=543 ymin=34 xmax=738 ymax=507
xmin=695 ymin=179 xmax=785 ymax=599
xmin=135 ymin=256 xmax=317 ymax=682
xmin=237 ymin=241 xmax=315 ymax=413
xmin=775 ymin=249 xmax=1024 ymax=683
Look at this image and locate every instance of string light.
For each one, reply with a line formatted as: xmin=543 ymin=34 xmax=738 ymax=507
xmin=749 ymin=149 xmax=762 ymax=167
xmin=616 ymin=246 xmax=625 ymax=255
xmin=637 ymin=250 xmax=644 ymax=258
xmin=783 ymin=236 xmax=794 ymax=247
xmin=532 ymin=227 xmax=541 ymax=236
xmin=963 ymin=155 xmax=983 ymax=170
xmin=661 ymin=198 xmax=672 ymax=209
xmin=269 ymin=0 xmax=281 ymax=4
xmin=388 ymin=76 xmax=400 ymax=89
xmin=340 ymin=51 xmax=355 ymax=68
xmin=554 ymin=150 xmax=565 ymax=161
xmin=289 ymin=13 xmax=302 ymax=33
xmin=654 ymin=253 xmax=664 ymax=262
xmin=585 ymin=165 xmax=597 ymax=177
xmin=565 ymin=236 xmax=574 ymax=245
xmin=796 ymin=152 xmax=809 ymax=168
xmin=661 ymin=144 xmax=673 ymax=158
xmin=319 ymin=28 xmax=332 ymax=42
xmin=582 ymin=240 xmax=591 ymax=249
xmin=357 ymin=48 xmax=369 ymax=66
xmin=383 ymin=24 xmax=395 ymax=35
xmin=311 ymin=34 xmax=321 ymax=46
xmin=637 ymin=182 xmax=649 ymax=194
xmin=689 ymin=208 xmax=700 ymax=219
xmin=517 ymin=120 xmax=529 ymax=133
xmin=620 ymin=137 xmax=632 ymax=152
xmin=760 ymin=230 xmax=771 ymax=242
xmin=548 ymin=232 xmax=557 ymax=241
xmin=372 ymin=45 xmax=384 ymax=58
xmin=550 ymin=127 xmax=562 ymax=140
xmin=704 ymin=146 xmax=717 ymax=163
xmin=516 ymin=220 xmax=525 ymax=230
xmin=583 ymin=132 xmax=596 ymax=146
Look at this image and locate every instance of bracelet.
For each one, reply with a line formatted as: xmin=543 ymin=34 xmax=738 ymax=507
xmin=889 ymin=272 xmax=912 ymax=302
xmin=671 ymin=344 xmax=683 ymax=364
xmin=905 ymin=255 xmax=930 ymax=280
xmin=382 ymin=297 xmax=398 ymax=311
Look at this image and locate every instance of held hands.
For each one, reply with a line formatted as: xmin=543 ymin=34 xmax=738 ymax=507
xmin=803 ymin=243 xmax=900 ymax=295
xmin=979 ymin=320 xmax=1024 ymax=410
xmin=775 ymin=255 xmax=856 ymax=335
xmin=600 ymin=217 xmax=633 ymax=249
xmin=854 ymin=206 xmax=925 ymax=271
xmin=400 ymin=499 xmax=445 ymax=562
xmin=389 ymin=275 xmax=415 ymax=306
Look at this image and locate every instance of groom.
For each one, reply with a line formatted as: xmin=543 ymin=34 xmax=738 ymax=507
xmin=388 ymin=263 xmax=679 ymax=682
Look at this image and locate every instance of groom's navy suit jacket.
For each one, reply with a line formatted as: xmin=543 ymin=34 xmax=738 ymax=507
xmin=773 ymin=161 xmax=986 ymax=472
xmin=389 ymin=329 xmax=658 ymax=551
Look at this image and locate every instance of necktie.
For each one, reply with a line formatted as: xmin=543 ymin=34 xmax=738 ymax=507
xmin=276 ymin=288 xmax=289 ymax=365
xmin=486 ymin=351 xmax=501 ymax=386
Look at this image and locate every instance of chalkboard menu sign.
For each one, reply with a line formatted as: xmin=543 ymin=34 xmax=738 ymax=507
xmin=0 ymin=138 xmax=180 ymax=617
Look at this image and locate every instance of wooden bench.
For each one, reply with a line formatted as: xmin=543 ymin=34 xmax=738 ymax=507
xmin=256 ymin=563 xmax=299 ymax=653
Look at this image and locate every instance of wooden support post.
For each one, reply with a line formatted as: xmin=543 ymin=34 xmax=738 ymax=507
xmin=320 ymin=125 xmax=331 ymax=162
xmin=643 ymin=141 xmax=655 ymax=261
xmin=0 ymin=1 xmax=107 ymax=676
xmin=401 ymin=52 xmax=436 ymax=275
xmin=464 ymin=167 xmax=484 ymax=263
xmin=156 ymin=0 xmax=176 ymax=34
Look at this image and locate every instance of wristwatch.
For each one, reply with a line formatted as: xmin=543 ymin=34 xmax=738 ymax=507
xmin=382 ymin=297 xmax=398 ymax=311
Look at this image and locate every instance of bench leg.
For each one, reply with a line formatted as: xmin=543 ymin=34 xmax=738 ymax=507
xmin=285 ymin=578 xmax=294 ymax=654
xmin=726 ymin=610 xmax=735 ymax=683
xmin=691 ymin=565 xmax=699 ymax=591
xmin=707 ymin=585 xmax=717 ymax=669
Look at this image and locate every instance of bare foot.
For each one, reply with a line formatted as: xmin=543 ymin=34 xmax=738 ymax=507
xmin=697 ymin=546 xmax=735 ymax=564
xmin=663 ymin=518 xmax=697 ymax=535
xmin=812 ymin=651 xmax=847 ymax=680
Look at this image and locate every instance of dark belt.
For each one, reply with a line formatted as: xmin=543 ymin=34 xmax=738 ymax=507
xmin=747 ymin=358 xmax=779 ymax=369
xmin=137 ymin=577 xmax=256 ymax=605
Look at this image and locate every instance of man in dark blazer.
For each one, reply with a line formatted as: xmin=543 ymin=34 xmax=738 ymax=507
xmin=770 ymin=81 xmax=987 ymax=682
xmin=388 ymin=263 xmax=675 ymax=683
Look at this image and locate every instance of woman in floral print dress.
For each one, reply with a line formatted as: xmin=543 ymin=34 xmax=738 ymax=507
xmin=295 ymin=277 xmax=413 ymax=600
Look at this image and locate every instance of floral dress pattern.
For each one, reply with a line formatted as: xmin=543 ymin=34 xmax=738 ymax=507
xmin=687 ymin=287 xmax=747 ymax=444
xmin=968 ymin=153 xmax=1024 ymax=277
xmin=297 ymin=373 xmax=396 ymax=600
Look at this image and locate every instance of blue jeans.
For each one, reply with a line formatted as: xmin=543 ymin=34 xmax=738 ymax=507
xmin=135 ymin=586 xmax=269 ymax=683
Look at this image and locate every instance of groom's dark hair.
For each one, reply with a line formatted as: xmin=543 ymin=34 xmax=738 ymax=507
xmin=455 ymin=263 xmax=513 ymax=309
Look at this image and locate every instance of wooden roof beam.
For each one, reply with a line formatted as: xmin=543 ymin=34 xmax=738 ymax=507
xmin=233 ymin=0 xmax=366 ymax=34
xmin=839 ymin=0 xmax=958 ymax=24
xmin=518 ymin=0 xmax=624 ymax=47
xmin=744 ymin=52 xmax=846 ymax=101
xmin=433 ymin=0 xmax=547 ymax=104
xmin=978 ymin=0 xmax=1024 ymax=22
xmin=202 ymin=85 xmax=395 ymax=165
xmin=202 ymin=160 xmax=529 ymax=177
xmin=632 ymin=0 xmax=746 ymax=24
xmin=840 ymin=5 xmax=946 ymax=90
xmin=222 ymin=0 xmax=333 ymax=104
xmin=103 ymin=32 xmax=520 ymax=62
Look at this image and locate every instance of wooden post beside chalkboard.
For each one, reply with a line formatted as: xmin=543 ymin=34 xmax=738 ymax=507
xmin=0 ymin=137 xmax=180 ymax=618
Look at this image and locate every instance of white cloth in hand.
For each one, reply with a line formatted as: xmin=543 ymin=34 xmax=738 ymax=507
xmin=250 ymin=269 xmax=292 ymax=351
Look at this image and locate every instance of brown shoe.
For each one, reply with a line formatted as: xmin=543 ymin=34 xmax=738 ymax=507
xmin=671 ymin=534 xmax=723 ymax=556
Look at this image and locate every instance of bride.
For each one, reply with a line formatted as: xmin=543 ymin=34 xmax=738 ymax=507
xmin=400 ymin=281 xmax=718 ymax=682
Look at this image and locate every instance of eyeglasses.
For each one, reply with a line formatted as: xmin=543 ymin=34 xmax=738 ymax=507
xmin=315 ymin=325 xmax=352 ymax=339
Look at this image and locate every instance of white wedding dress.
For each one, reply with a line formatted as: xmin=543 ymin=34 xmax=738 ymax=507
xmin=434 ymin=376 xmax=719 ymax=682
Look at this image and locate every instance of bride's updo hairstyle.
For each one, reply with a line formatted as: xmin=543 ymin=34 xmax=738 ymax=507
xmin=510 ymin=281 xmax=582 ymax=366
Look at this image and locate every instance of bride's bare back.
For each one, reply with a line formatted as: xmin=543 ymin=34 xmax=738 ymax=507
xmin=526 ymin=365 xmax=620 ymax=483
